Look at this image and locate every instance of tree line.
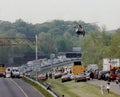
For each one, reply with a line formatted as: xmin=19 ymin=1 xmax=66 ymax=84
xmin=0 ymin=19 xmax=119 ymax=67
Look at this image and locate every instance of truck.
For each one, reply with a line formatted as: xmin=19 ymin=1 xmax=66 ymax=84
xmin=0 ymin=64 xmax=6 ymax=77
xmin=103 ymin=58 xmax=120 ymax=71
xmin=72 ymin=61 xmax=84 ymax=75
xmin=103 ymin=58 xmax=120 ymax=81
xmin=11 ymin=67 xmax=20 ymax=78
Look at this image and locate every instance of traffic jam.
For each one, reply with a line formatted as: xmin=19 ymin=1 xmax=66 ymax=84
xmin=1 ymin=57 xmax=120 ymax=85
xmin=37 ymin=58 xmax=120 ymax=85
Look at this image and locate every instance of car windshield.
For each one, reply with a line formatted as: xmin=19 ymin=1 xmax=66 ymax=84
xmin=13 ymin=69 xmax=19 ymax=72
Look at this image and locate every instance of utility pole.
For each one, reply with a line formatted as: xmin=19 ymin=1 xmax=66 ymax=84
xmin=35 ymin=35 xmax=38 ymax=60
xmin=35 ymin=35 xmax=38 ymax=81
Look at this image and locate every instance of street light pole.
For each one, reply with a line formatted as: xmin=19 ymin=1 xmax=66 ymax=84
xmin=35 ymin=34 xmax=38 ymax=81
xmin=35 ymin=35 xmax=38 ymax=60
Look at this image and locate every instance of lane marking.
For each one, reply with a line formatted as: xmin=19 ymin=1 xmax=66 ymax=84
xmin=30 ymin=84 xmax=45 ymax=97
xmin=10 ymin=79 xmax=28 ymax=97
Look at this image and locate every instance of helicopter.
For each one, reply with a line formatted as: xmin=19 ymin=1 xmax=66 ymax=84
xmin=74 ymin=21 xmax=98 ymax=37
xmin=75 ymin=24 xmax=85 ymax=37
xmin=62 ymin=21 xmax=98 ymax=37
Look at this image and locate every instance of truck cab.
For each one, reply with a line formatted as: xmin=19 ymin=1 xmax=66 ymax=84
xmin=0 ymin=64 xmax=6 ymax=78
xmin=11 ymin=67 xmax=20 ymax=78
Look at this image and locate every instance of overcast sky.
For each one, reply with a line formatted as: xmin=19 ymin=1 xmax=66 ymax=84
xmin=0 ymin=0 xmax=120 ymax=30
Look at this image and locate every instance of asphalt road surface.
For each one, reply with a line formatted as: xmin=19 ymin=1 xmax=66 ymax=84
xmin=0 ymin=78 xmax=44 ymax=97
xmin=87 ymin=79 xmax=120 ymax=95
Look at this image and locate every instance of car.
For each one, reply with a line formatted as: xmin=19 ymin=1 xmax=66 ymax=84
xmin=86 ymin=72 xmax=90 ymax=80
xmin=115 ymin=69 xmax=120 ymax=84
xmin=38 ymin=74 xmax=47 ymax=80
xmin=70 ymin=74 xmax=75 ymax=80
xmin=109 ymin=71 xmax=116 ymax=81
xmin=54 ymin=72 xmax=62 ymax=79
xmin=98 ymin=71 xmax=109 ymax=80
xmin=75 ymin=74 xmax=87 ymax=82
xmin=61 ymin=74 xmax=71 ymax=82
xmin=104 ymin=72 xmax=110 ymax=81
xmin=116 ymin=75 xmax=120 ymax=84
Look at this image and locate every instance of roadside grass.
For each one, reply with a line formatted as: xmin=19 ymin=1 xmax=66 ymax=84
xmin=45 ymin=78 xmax=120 ymax=97
xmin=22 ymin=77 xmax=53 ymax=97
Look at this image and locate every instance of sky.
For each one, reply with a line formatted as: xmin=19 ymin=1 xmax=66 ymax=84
xmin=0 ymin=0 xmax=120 ymax=30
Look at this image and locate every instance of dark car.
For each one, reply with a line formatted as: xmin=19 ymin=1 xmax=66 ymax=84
xmin=75 ymin=74 xmax=87 ymax=82
xmin=98 ymin=71 xmax=110 ymax=80
xmin=115 ymin=69 xmax=120 ymax=84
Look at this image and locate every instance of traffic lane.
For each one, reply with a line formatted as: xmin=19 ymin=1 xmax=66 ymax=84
xmin=0 ymin=78 xmax=25 ymax=97
xmin=13 ymin=78 xmax=44 ymax=97
xmin=87 ymin=79 xmax=120 ymax=95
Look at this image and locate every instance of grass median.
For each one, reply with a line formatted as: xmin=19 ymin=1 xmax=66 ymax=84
xmin=22 ymin=77 xmax=53 ymax=97
xmin=45 ymin=78 xmax=120 ymax=97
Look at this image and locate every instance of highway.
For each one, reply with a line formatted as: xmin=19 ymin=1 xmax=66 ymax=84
xmin=0 ymin=78 xmax=44 ymax=97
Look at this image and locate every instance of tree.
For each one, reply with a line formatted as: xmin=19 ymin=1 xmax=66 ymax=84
xmin=109 ymin=29 xmax=120 ymax=58
xmin=38 ymin=32 xmax=56 ymax=54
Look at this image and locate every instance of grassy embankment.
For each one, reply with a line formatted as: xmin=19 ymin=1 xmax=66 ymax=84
xmin=45 ymin=78 xmax=120 ymax=97
xmin=22 ymin=77 xmax=53 ymax=97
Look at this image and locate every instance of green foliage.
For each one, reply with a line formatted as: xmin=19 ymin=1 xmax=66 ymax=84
xmin=38 ymin=32 xmax=56 ymax=54
xmin=0 ymin=19 xmax=119 ymax=66
xmin=109 ymin=29 xmax=120 ymax=58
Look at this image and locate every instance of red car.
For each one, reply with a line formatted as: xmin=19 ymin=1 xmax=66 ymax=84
xmin=109 ymin=71 xmax=116 ymax=81
xmin=38 ymin=74 xmax=47 ymax=80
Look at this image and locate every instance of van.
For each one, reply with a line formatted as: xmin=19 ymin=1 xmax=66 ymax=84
xmin=6 ymin=67 xmax=12 ymax=78
xmin=11 ymin=67 xmax=20 ymax=78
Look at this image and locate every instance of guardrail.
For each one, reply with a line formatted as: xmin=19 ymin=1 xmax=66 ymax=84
xmin=25 ymin=77 xmax=59 ymax=97
xmin=40 ymin=58 xmax=81 ymax=70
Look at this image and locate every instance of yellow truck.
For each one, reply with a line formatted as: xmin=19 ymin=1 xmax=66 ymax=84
xmin=0 ymin=64 xmax=6 ymax=77
xmin=72 ymin=61 xmax=84 ymax=75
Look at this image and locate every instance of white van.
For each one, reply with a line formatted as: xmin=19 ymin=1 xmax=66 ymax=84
xmin=11 ymin=67 xmax=20 ymax=78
